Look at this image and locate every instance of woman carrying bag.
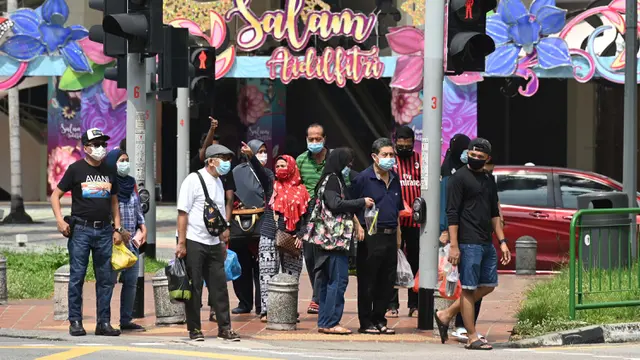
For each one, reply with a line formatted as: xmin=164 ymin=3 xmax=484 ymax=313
xmin=258 ymin=154 xmax=310 ymax=322
xmin=305 ymin=148 xmax=373 ymax=335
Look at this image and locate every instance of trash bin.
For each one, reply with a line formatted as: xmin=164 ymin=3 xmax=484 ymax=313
xmin=577 ymin=192 xmax=630 ymax=270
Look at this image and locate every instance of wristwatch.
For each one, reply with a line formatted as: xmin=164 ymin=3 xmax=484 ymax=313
xmin=115 ymin=227 xmax=125 ymax=234
xmin=499 ymin=239 xmax=508 ymax=245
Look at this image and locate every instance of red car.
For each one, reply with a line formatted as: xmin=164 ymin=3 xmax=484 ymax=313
xmin=491 ymin=165 xmax=640 ymax=270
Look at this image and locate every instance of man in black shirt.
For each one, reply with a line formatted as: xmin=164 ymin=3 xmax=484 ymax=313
xmin=50 ymin=128 xmax=127 ymax=337
xmin=434 ymin=138 xmax=511 ymax=350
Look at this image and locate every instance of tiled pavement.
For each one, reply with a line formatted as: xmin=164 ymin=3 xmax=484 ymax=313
xmin=0 ymin=272 xmax=540 ymax=343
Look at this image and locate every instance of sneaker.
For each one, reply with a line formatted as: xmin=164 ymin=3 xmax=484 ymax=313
xmin=95 ymin=322 xmax=121 ymax=336
xmin=218 ymin=329 xmax=240 ymax=342
xmin=69 ymin=321 xmax=86 ymax=336
xmin=189 ymin=329 xmax=205 ymax=341
xmin=120 ymin=322 xmax=146 ymax=332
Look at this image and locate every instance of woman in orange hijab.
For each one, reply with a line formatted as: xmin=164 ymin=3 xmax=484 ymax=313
xmin=258 ymin=155 xmax=310 ymax=322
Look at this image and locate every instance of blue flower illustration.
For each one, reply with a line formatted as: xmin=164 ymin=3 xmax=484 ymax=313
xmin=485 ymin=0 xmax=572 ymax=76
xmin=0 ymin=0 xmax=91 ymax=72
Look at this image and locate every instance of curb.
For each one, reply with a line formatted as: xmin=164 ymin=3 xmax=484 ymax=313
xmin=0 ymin=329 xmax=67 ymax=342
xmin=494 ymin=322 xmax=640 ymax=348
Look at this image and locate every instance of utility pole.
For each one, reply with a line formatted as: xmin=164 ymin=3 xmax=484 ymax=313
xmin=623 ymin=0 xmax=638 ymax=256
xmin=145 ymin=57 xmax=157 ymax=259
xmin=176 ymin=87 xmax=190 ymax=194
xmin=3 ymin=0 xmax=32 ymax=224
xmin=417 ymin=0 xmax=446 ymax=330
xmin=127 ymin=53 xmax=147 ymax=319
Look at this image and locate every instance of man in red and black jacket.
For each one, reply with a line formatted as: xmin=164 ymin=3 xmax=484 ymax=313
xmin=387 ymin=126 xmax=421 ymax=318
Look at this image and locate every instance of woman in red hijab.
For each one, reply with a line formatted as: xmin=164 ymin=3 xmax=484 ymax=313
xmin=258 ymin=155 xmax=310 ymax=322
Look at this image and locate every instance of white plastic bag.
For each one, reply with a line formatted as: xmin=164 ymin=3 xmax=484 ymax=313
xmin=395 ymin=249 xmax=415 ymax=288
xmin=364 ymin=205 xmax=379 ymax=236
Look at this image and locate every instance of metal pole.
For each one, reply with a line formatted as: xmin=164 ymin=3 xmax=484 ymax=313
xmin=417 ymin=0 xmax=445 ymax=330
xmin=145 ymin=57 xmax=157 ymax=259
xmin=176 ymin=87 xmax=190 ymax=195
xmin=127 ymin=53 xmax=147 ymax=319
xmin=623 ymin=0 xmax=638 ymax=257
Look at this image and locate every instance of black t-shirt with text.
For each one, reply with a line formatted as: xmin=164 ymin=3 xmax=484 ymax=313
xmin=190 ymin=155 xmax=236 ymax=192
xmin=57 ymin=160 xmax=119 ymax=221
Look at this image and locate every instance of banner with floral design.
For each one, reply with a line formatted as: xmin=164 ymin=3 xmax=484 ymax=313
xmin=46 ymin=77 xmax=126 ymax=195
xmin=239 ymin=79 xmax=286 ymax=169
xmin=392 ymin=78 xmax=477 ymax=162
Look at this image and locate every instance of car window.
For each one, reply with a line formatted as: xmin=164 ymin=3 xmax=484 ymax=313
xmin=496 ymin=173 xmax=550 ymax=207
xmin=559 ymin=174 xmax=618 ymax=209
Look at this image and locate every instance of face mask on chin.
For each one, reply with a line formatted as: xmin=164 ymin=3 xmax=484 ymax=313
xmin=88 ymin=146 xmax=106 ymax=161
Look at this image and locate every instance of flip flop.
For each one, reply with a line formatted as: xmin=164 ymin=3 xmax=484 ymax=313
xmin=325 ymin=326 xmax=352 ymax=335
xmin=385 ymin=310 xmax=399 ymax=318
xmin=465 ymin=339 xmax=493 ymax=350
xmin=358 ymin=326 xmax=380 ymax=335
xmin=376 ymin=325 xmax=396 ymax=335
xmin=434 ymin=311 xmax=449 ymax=344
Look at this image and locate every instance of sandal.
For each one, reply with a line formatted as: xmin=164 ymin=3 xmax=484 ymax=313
xmin=325 ymin=326 xmax=352 ymax=335
xmin=434 ymin=310 xmax=449 ymax=344
xmin=465 ymin=339 xmax=493 ymax=350
xmin=318 ymin=328 xmax=327 ymax=334
xmin=260 ymin=314 xmax=267 ymax=323
xmin=307 ymin=302 xmax=319 ymax=314
xmin=376 ymin=324 xmax=396 ymax=335
xmin=385 ymin=309 xmax=399 ymax=318
xmin=357 ymin=325 xmax=380 ymax=335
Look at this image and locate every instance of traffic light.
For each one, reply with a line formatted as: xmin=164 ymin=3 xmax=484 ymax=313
xmin=189 ymin=47 xmax=215 ymax=104
xmin=446 ymin=0 xmax=496 ymax=74
xmin=102 ymin=0 xmax=164 ymax=54
xmin=105 ymin=55 xmax=127 ymax=88
xmin=158 ymin=26 xmax=189 ymax=90
xmin=88 ymin=0 xmax=127 ymax=57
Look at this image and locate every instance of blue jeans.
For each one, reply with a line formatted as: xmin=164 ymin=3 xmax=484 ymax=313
xmin=458 ymin=243 xmax=498 ymax=291
xmin=317 ymin=252 xmax=349 ymax=329
xmin=68 ymin=224 xmax=114 ymax=323
xmin=112 ymin=245 xmax=139 ymax=325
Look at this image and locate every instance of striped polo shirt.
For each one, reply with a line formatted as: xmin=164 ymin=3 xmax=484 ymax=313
xmin=296 ymin=149 xmax=351 ymax=195
xmin=395 ymin=151 xmax=421 ymax=228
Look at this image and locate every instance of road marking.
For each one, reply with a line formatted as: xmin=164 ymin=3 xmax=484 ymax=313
xmin=77 ymin=343 xmax=109 ymax=346
xmin=35 ymin=347 xmax=99 ymax=360
xmin=23 ymin=344 xmax=56 ymax=347
xmin=215 ymin=345 xmax=361 ymax=360
xmin=130 ymin=342 xmax=167 ymax=346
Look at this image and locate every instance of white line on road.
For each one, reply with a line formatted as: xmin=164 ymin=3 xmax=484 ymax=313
xmin=77 ymin=343 xmax=110 ymax=346
xmin=22 ymin=344 xmax=54 ymax=347
xmin=214 ymin=345 xmax=362 ymax=360
xmin=130 ymin=343 xmax=167 ymax=346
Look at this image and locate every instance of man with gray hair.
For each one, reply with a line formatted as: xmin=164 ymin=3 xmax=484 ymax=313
xmin=176 ymin=144 xmax=240 ymax=342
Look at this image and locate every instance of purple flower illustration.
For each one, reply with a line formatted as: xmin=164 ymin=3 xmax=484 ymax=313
xmin=485 ymin=0 xmax=572 ymax=76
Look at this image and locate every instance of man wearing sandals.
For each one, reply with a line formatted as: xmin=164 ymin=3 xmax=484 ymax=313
xmin=434 ymin=138 xmax=511 ymax=350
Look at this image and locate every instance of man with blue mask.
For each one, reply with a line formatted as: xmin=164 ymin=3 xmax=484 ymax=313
xmin=176 ymin=143 xmax=240 ymax=342
xmin=350 ymin=137 xmax=403 ymax=335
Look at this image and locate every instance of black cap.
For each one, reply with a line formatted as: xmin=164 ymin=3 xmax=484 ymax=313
xmin=468 ymin=138 xmax=492 ymax=155
xmin=81 ymin=128 xmax=110 ymax=145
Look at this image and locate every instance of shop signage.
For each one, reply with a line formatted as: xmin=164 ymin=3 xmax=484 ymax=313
xmin=226 ymin=0 xmax=385 ymax=87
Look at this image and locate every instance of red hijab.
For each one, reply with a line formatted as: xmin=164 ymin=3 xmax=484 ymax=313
xmin=269 ymin=155 xmax=310 ymax=232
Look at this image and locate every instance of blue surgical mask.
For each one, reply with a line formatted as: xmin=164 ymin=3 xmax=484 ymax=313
xmin=377 ymin=157 xmax=396 ymax=171
xmin=341 ymin=166 xmax=350 ymax=178
xmin=307 ymin=142 xmax=324 ymax=154
xmin=215 ymin=160 xmax=231 ymax=176
xmin=460 ymin=149 xmax=469 ymax=164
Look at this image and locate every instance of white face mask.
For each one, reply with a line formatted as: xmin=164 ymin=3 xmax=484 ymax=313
xmin=89 ymin=146 xmax=106 ymax=161
xmin=117 ymin=161 xmax=130 ymax=176
xmin=256 ymin=153 xmax=268 ymax=165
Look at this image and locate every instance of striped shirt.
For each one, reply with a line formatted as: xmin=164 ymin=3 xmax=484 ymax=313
xmin=395 ymin=151 xmax=421 ymax=228
xmin=296 ymin=150 xmax=327 ymax=194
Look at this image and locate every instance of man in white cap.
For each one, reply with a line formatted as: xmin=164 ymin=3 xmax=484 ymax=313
xmin=176 ymin=144 xmax=240 ymax=342
xmin=50 ymin=128 xmax=127 ymax=337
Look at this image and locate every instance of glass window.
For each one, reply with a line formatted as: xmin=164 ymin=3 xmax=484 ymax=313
xmin=496 ymin=174 xmax=550 ymax=208
xmin=559 ymin=175 xmax=617 ymax=209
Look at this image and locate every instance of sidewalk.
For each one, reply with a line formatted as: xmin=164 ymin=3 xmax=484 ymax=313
xmin=0 ymin=272 xmax=538 ymax=343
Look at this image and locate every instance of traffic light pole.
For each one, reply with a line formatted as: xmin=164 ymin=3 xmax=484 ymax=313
xmin=417 ymin=0 xmax=446 ymax=330
xmin=145 ymin=57 xmax=157 ymax=259
xmin=176 ymin=87 xmax=190 ymax=194
xmin=127 ymin=53 xmax=147 ymax=319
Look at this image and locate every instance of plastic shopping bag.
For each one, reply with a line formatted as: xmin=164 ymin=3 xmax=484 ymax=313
xmin=225 ymin=249 xmax=242 ymax=281
xmin=395 ymin=249 xmax=415 ymax=288
xmin=364 ymin=205 xmax=379 ymax=236
xmin=165 ymin=258 xmax=192 ymax=303
xmin=438 ymin=245 xmax=461 ymax=300
xmin=111 ymin=243 xmax=138 ymax=271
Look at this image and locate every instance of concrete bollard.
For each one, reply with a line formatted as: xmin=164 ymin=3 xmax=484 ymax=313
xmin=0 ymin=255 xmax=7 ymax=305
xmin=53 ymin=265 xmax=70 ymax=320
xmin=515 ymin=236 xmax=538 ymax=275
xmin=266 ymin=273 xmax=299 ymax=331
xmin=152 ymin=269 xmax=185 ymax=325
xmin=433 ymin=293 xmax=456 ymax=337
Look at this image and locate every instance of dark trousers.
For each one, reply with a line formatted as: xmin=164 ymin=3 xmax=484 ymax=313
xmin=229 ymin=235 xmax=261 ymax=312
xmin=68 ymin=224 xmax=114 ymax=323
xmin=303 ymin=241 xmax=319 ymax=304
xmin=184 ymin=239 xmax=231 ymax=332
xmin=455 ymin=298 xmax=483 ymax=328
xmin=389 ymin=227 xmax=420 ymax=310
xmin=317 ymin=252 xmax=349 ymax=329
xmin=357 ymin=232 xmax=397 ymax=329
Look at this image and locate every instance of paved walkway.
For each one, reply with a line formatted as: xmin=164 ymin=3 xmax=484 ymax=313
xmin=0 ymin=272 xmax=539 ymax=343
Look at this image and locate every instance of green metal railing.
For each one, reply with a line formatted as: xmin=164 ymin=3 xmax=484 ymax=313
xmin=569 ymin=208 xmax=640 ymax=319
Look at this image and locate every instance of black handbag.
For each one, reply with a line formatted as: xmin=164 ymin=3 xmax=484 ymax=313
xmin=230 ymin=207 xmax=264 ymax=237
xmin=196 ymin=172 xmax=228 ymax=237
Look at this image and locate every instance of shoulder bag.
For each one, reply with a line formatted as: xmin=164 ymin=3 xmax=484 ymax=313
xmin=274 ymin=213 xmax=300 ymax=257
xmin=196 ymin=171 xmax=228 ymax=237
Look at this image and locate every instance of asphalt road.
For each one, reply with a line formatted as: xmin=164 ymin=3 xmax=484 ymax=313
xmin=0 ymin=335 xmax=640 ymax=360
